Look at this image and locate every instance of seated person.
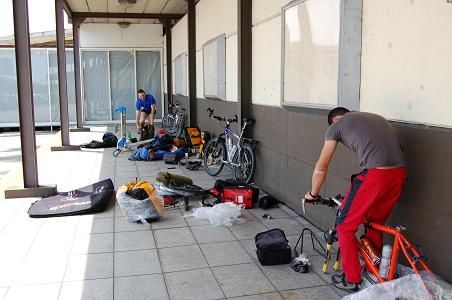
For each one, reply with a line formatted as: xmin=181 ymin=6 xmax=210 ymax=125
xmin=135 ymin=89 xmax=156 ymax=139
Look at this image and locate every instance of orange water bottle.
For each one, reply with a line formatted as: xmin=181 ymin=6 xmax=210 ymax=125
xmin=360 ymin=237 xmax=381 ymax=265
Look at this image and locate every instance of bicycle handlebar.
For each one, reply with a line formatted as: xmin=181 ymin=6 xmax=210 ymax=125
xmin=206 ymin=107 xmax=237 ymax=124
xmin=302 ymin=195 xmax=343 ymax=214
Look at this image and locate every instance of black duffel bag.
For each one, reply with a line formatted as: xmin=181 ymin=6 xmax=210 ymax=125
xmin=255 ymin=228 xmax=292 ymax=266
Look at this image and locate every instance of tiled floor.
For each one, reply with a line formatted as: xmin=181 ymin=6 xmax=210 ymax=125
xmin=0 ymin=129 xmax=344 ymax=300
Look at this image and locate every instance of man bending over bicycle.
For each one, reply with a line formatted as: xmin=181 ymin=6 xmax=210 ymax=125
xmin=304 ymin=107 xmax=407 ymax=292
xmin=136 ymin=89 xmax=156 ymax=139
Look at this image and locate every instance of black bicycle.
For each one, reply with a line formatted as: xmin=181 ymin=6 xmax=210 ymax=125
xmin=203 ymin=108 xmax=257 ymax=184
xmin=162 ymin=102 xmax=185 ymax=135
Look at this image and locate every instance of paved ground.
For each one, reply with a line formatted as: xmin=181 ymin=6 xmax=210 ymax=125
xmin=0 ymin=129 xmax=346 ymax=300
xmin=0 ymin=130 xmax=56 ymax=182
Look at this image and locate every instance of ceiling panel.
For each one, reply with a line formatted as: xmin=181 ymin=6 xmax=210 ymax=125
xmin=92 ymin=18 xmax=109 ymax=23
xmin=124 ymin=0 xmax=149 ymax=13
xmin=107 ymin=0 xmax=127 ymax=13
xmin=143 ymin=0 xmax=167 ymax=13
xmin=67 ymin=0 xmax=90 ymax=12
xmin=86 ymin=0 xmax=108 ymax=12
xmin=162 ymin=0 xmax=186 ymax=14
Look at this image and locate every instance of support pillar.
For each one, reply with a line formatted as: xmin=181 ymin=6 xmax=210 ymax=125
xmin=165 ymin=20 xmax=173 ymax=107
xmin=6 ymin=0 xmax=57 ymax=198
xmin=55 ymin=0 xmax=70 ymax=145
xmin=71 ymin=17 xmax=89 ymax=132
xmin=237 ymin=0 xmax=252 ymax=130
xmin=187 ymin=0 xmax=197 ymax=127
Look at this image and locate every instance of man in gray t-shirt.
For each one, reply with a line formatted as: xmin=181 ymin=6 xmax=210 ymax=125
xmin=304 ymin=107 xmax=407 ymax=293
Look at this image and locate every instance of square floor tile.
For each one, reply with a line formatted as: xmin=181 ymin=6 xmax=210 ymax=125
xmin=229 ymin=221 xmax=268 ymax=240
xmin=114 ymin=216 xmax=149 ymax=232
xmin=261 ymin=218 xmax=306 ymax=236
xmin=230 ymin=292 xmax=283 ymax=300
xmin=159 ymin=245 xmax=208 ymax=272
xmin=280 ymin=285 xmax=341 ymax=300
xmin=4 ymin=283 xmax=60 ymax=300
xmin=184 ymin=215 xmax=211 ymax=226
xmin=64 ymin=253 xmax=113 ymax=281
xmin=76 ymin=217 xmax=113 ymax=235
xmin=115 ymin=274 xmax=168 ymax=300
xmin=153 ymin=227 xmax=196 ymax=248
xmin=212 ymin=263 xmax=275 ymax=297
xmin=59 ymin=278 xmax=113 ymax=300
xmin=190 ymin=225 xmax=236 ymax=244
xmin=114 ymin=249 xmax=161 ymax=277
xmin=259 ymin=263 xmax=326 ymax=291
xmin=71 ymin=233 xmax=113 ymax=254
xmin=114 ymin=231 xmax=155 ymax=251
xmin=0 ymin=288 xmax=7 ymax=299
xmin=151 ymin=211 xmax=187 ymax=230
xmin=9 ymin=255 xmax=68 ymax=286
xmin=164 ymin=268 xmax=224 ymax=300
xmin=249 ymin=208 xmax=290 ymax=220
xmin=200 ymin=241 xmax=253 ymax=267
xmin=306 ymin=254 xmax=342 ymax=283
xmin=238 ymin=239 xmax=259 ymax=262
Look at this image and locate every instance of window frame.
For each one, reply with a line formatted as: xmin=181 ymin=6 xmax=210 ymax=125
xmin=202 ymin=34 xmax=226 ymax=100
xmin=280 ymin=0 xmax=362 ymax=111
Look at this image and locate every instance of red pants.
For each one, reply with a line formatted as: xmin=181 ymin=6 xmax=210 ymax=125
xmin=337 ymin=167 xmax=407 ymax=283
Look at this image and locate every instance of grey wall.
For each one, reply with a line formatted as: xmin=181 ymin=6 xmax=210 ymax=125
xmin=166 ymin=94 xmax=452 ymax=282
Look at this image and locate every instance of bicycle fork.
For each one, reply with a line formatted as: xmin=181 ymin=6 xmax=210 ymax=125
xmin=323 ymin=228 xmax=341 ymax=273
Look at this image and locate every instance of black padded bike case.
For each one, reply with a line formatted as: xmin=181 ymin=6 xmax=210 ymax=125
xmin=255 ymin=228 xmax=292 ymax=266
xmin=28 ymin=178 xmax=114 ymax=218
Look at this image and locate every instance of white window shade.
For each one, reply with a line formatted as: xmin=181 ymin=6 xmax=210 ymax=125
xmin=174 ymin=53 xmax=187 ymax=96
xmin=203 ymin=34 xmax=225 ymax=100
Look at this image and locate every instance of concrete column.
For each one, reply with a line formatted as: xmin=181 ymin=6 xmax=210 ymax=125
xmin=165 ymin=21 xmax=173 ymax=106
xmin=12 ymin=0 xmax=38 ymax=188
xmin=72 ymin=17 xmax=83 ymax=128
xmin=187 ymin=0 xmax=197 ymax=126
xmin=237 ymin=0 xmax=252 ymax=130
xmin=55 ymin=0 xmax=70 ymax=145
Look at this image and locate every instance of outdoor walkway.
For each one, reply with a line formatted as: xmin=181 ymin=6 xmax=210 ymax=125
xmin=0 ymin=128 xmax=345 ymax=300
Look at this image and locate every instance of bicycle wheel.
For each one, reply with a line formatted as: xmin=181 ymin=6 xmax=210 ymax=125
xmin=162 ymin=114 xmax=176 ymax=134
xmin=233 ymin=143 xmax=256 ymax=184
xmin=203 ymin=138 xmax=226 ymax=176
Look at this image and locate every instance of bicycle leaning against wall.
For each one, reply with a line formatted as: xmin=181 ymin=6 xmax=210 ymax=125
xmin=203 ymin=108 xmax=257 ymax=184
xmin=162 ymin=101 xmax=185 ymax=135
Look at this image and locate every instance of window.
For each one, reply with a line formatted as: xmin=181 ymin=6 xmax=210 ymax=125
xmin=281 ymin=0 xmax=361 ymax=110
xmin=174 ymin=52 xmax=187 ymax=96
xmin=203 ymin=34 xmax=226 ymax=100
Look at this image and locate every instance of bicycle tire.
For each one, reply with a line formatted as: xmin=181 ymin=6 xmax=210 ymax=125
xmin=203 ymin=138 xmax=226 ymax=176
xmin=233 ymin=143 xmax=256 ymax=184
xmin=162 ymin=114 xmax=176 ymax=134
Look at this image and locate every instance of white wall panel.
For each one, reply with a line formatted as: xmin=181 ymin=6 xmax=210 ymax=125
xmin=252 ymin=16 xmax=281 ymax=106
xmin=80 ymin=24 xmax=163 ymax=48
xmin=196 ymin=50 xmax=204 ymax=98
xmin=360 ymin=0 xmax=452 ymax=127
xmin=226 ymin=34 xmax=237 ymax=102
xmin=172 ymin=16 xmax=188 ymax=58
xmin=252 ymin=0 xmax=292 ymax=25
xmin=196 ymin=0 xmax=237 ymax=49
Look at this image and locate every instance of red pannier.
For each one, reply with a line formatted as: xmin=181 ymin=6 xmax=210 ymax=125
xmin=210 ymin=180 xmax=259 ymax=208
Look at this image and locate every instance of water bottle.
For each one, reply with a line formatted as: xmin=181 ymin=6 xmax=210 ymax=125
xmin=230 ymin=145 xmax=237 ymax=158
xmin=379 ymin=244 xmax=392 ymax=279
xmin=360 ymin=237 xmax=381 ymax=265
xmin=225 ymin=134 xmax=232 ymax=151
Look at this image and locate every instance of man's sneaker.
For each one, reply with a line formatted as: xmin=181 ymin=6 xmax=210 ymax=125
xmin=331 ymin=273 xmax=360 ymax=293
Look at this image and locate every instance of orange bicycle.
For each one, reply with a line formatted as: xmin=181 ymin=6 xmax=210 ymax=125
xmin=300 ymin=195 xmax=434 ymax=284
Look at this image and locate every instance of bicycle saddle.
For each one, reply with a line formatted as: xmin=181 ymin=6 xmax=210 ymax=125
xmin=243 ymin=117 xmax=256 ymax=125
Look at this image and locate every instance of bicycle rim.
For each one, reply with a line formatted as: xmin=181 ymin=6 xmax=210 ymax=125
xmin=233 ymin=144 xmax=256 ymax=184
xmin=162 ymin=115 xmax=175 ymax=133
xmin=203 ymin=139 xmax=225 ymax=176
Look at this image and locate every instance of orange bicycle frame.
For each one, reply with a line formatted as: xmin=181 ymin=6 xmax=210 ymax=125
xmin=358 ymin=221 xmax=433 ymax=283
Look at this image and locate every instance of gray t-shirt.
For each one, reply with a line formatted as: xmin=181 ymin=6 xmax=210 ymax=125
xmin=325 ymin=112 xmax=405 ymax=169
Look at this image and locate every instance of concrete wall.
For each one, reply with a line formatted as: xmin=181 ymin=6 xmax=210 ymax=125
xmin=164 ymin=0 xmax=452 ymax=282
xmin=360 ymin=0 xmax=452 ymax=128
xmin=80 ymin=24 xmax=163 ymax=48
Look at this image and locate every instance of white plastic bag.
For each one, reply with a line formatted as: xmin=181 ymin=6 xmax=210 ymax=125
xmin=183 ymin=202 xmax=246 ymax=227
xmin=342 ymin=274 xmax=431 ymax=300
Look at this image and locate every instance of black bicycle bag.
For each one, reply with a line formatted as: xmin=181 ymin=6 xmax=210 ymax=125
xmin=255 ymin=228 xmax=292 ymax=266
